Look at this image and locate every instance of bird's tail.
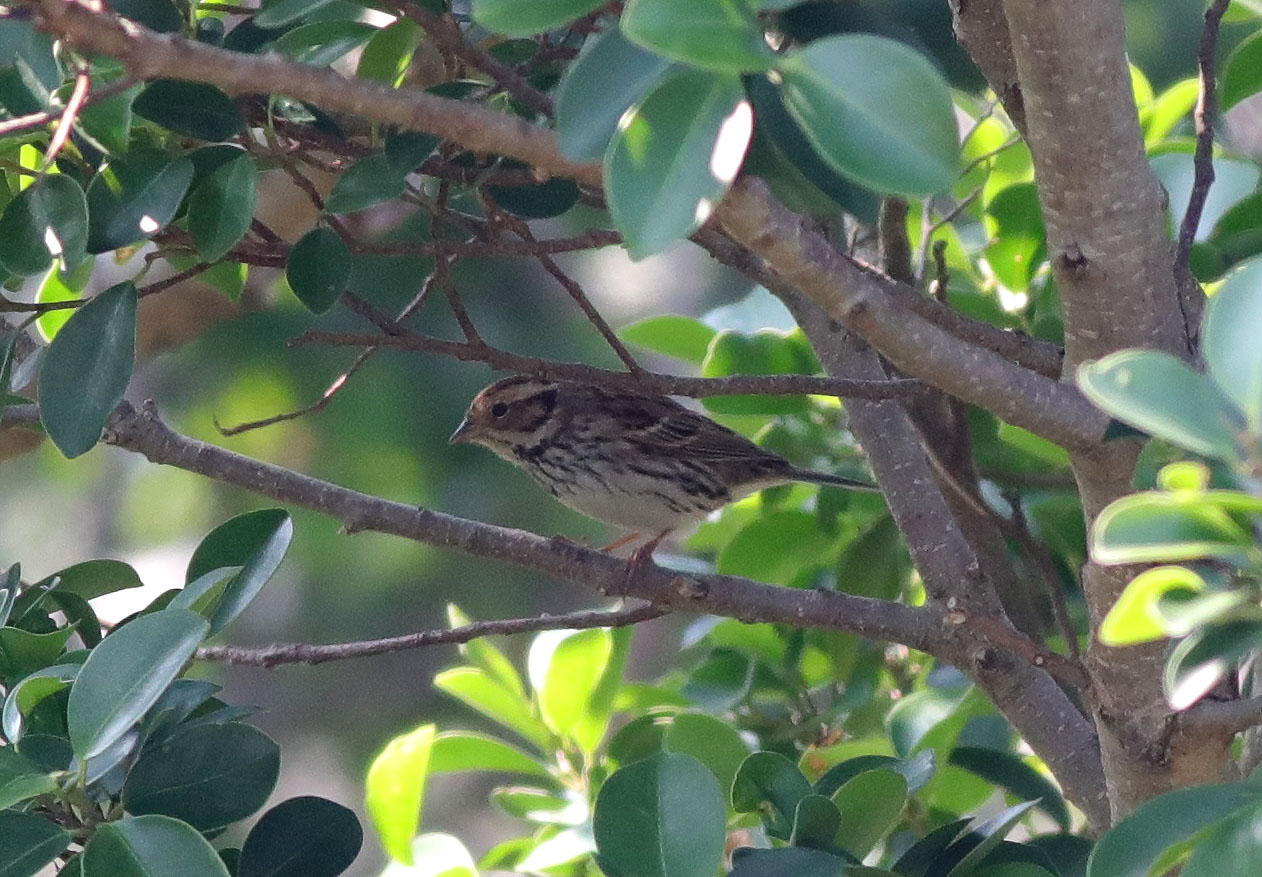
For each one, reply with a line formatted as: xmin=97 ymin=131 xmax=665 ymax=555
xmin=790 ymin=468 xmax=881 ymax=492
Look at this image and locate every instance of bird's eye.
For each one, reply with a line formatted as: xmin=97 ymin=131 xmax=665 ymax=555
xmin=491 ymin=402 xmax=509 ymax=418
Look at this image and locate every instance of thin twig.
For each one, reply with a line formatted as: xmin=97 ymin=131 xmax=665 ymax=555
xmin=41 ymin=63 xmax=90 ymax=170
xmin=0 ymin=74 xmax=137 ymax=140
xmin=217 ymin=350 xmax=377 ymax=435
xmin=196 ymin=602 xmax=666 ymax=667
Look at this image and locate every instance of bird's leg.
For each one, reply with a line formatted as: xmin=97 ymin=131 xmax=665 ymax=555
xmin=627 ymin=529 xmax=671 ymax=568
xmin=600 ymin=532 xmax=642 ymax=554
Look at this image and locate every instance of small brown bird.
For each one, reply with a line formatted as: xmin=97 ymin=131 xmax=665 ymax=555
xmin=450 ymin=376 xmax=877 ymax=558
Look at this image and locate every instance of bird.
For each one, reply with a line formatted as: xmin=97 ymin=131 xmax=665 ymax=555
xmin=450 ymin=376 xmax=878 ymax=561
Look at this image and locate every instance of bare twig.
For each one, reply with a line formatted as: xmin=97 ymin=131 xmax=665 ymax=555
xmin=197 ymin=602 xmax=665 ymax=667
xmin=217 ymin=350 xmax=377 ymax=435
xmin=41 ymin=63 xmax=90 ymax=169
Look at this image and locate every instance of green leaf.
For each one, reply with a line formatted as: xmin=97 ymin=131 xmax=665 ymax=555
xmin=1165 ymin=621 xmax=1262 ymax=710
xmin=1099 ymin=565 xmax=1208 ymax=646
xmin=82 ymin=815 xmax=230 ymax=877
xmin=700 ymin=328 xmax=817 ymax=415
xmin=274 ymin=19 xmax=377 ymax=67
xmin=325 ymin=154 xmax=406 ymax=214
xmin=619 ymin=315 xmax=716 ymax=365
xmin=943 ymin=801 xmax=1039 ymax=877
xmin=681 ymin=647 xmax=754 ymax=710
xmin=446 ymin=604 xmax=525 ymax=697
xmin=790 ymin=795 xmax=843 ymax=852
xmin=384 ymin=131 xmax=440 ymax=174
xmin=594 ymin=752 xmax=726 ymax=877
xmin=287 ymin=227 xmax=351 ymax=314
xmin=1087 ymin=783 xmax=1262 ymax=877
xmin=186 ymin=509 xmax=294 ymax=636
xmin=254 ymin=0 xmax=337 ymax=28
xmin=34 ymin=559 xmax=144 ymax=600
xmin=732 ymin=751 xmax=813 ymax=839
xmin=357 ymin=19 xmax=423 ymax=86
xmin=831 ymin=769 xmax=907 ymax=858
xmin=660 ymin=712 xmax=751 ymax=796
xmin=66 ymin=608 xmax=208 ymax=759
xmin=778 ymin=35 xmax=959 ymax=196
xmin=1223 ymin=30 xmax=1262 ymax=110
xmin=188 ymin=153 xmax=257 ymax=262
xmin=1091 ymin=490 xmax=1259 ymax=565
xmin=486 ymin=166 xmax=581 ymax=219
xmin=555 ymin=27 xmax=674 ymax=163
xmin=122 ymin=723 xmax=280 ymax=831
xmin=984 ymin=183 xmax=1046 ymax=291
xmin=428 ymin=730 xmax=551 ymax=778
xmin=527 ymin=627 xmax=612 ymax=748
xmin=86 ymin=153 xmax=194 ymax=252
xmin=239 ymin=797 xmax=362 ymax=877
xmin=38 ymin=281 xmax=136 ymax=459
xmin=621 ymin=0 xmax=775 ymax=73
xmin=0 ymin=772 xmax=58 ymax=810
xmin=720 ymin=510 xmax=834 ymax=587
xmin=472 ymin=0 xmax=608 ymax=37
xmin=365 ymin=722 xmax=436 ymax=865
xmin=835 ymin=515 xmax=909 ymax=600
xmin=814 ymin=751 xmax=935 ymax=797
xmin=1182 ymin=800 xmax=1262 ymax=877
xmin=1203 ymin=256 xmax=1262 ymax=435
xmin=0 ymin=626 xmax=76 ymax=682
xmin=105 ymin=0 xmax=182 ymax=33
xmin=0 ymin=810 xmax=71 ymax=877
xmin=729 ymin=846 xmax=853 ymax=876
xmin=434 ymin=666 xmax=552 ymax=751
xmin=949 ymin=746 xmax=1070 ymax=830
xmin=133 ymin=80 xmax=244 ymax=141
xmin=0 ymin=175 xmax=88 ymax=276
xmin=605 ymin=69 xmax=752 ymax=259
xmin=1145 ymin=78 xmax=1198 ymax=147
xmin=1078 ymin=350 xmax=1245 ymax=461
xmin=2 ymin=663 xmax=80 ymax=743
xmin=0 ymin=564 xmax=18 ymax=629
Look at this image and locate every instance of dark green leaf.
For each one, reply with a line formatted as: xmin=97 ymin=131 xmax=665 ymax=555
xmin=831 ymin=769 xmax=907 ymax=858
xmin=274 ymin=19 xmax=377 ymax=67
xmin=1165 ymin=621 xmax=1262 ymax=710
xmin=384 ymin=131 xmax=440 ymax=174
xmin=186 ymin=509 xmax=293 ymax=636
xmin=1087 ymin=784 xmax=1262 ymax=877
xmin=0 ymin=810 xmax=71 ymax=877
xmin=661 ymin=712 xmax=751 ymax=795
xmin=188 ymin=154 xmax=257 ymax=262
xmin=37 ymin=281 xmax=136 ymax=459
xmin=325 ymin=154 xmax=406 ymax=214
xmin=86 ymin=153 xmax=194 ymax=252
xmin=287 ymin=227 xmax=350 ymax=314
xmin=814 ymin=750 xmax=935 ymax=797
xmin=1203 ymin=256 xmax=1262 ymax=435
xmin=1223 ymin=30 xmax=1262 ymax=110
xmin=34 ymin=559 xmax=144 ymax=600
xmin=2 ymin=663 xmax=80 ymax=743
xmin=0 ymin=175 xmax=89 ymax=276
xmin=66 ymin=608 xmax=209 ymax=759
xmin=0 ymin=564 xmax=19 ymax=629
xmin=681 ymin=647 xmax=754 ymax=710
xmin=555 ymin=28 xmax=674 ymax=163
xmin=1182 ymin=800 xmax=1262 ymax=877
xmin=0 ymin=772 xmax=58 ymax=810
xmin=486 ymin=168 xmax=580 ymax=218
xmin=606 ymin=69 xmax=751 ymax=259
xmin=473 ymin=0 xmax=608 ymax=37
xmin=731 ymin=750 xmax=812 ymax=838
xmin=1091 ymin=491 xmax=1259 ymax=565
xmin=729 ymin=846 xmax=852 ymax=877
xmin=779 ymin=35 xmax=958 ymax=195
xmin=105 ymin=0 xmax=182 ymax=33
xmin=0 ymin=627 xmax=76 ymax=683
xmin=594 ymin=752 xmax=726 ymax=877
xmin=254 ymin=0 xmax=337 ymax=28
xmin=122 ymin=723 xmax=280 ymax=831
xmin=239 ymin=797 xmax=362 ymax=877
xmin=949 ymin=746 xmax=1070 ymax=830
xmin=133 ymin=80 xmax=244 ymax=141
xmin=83 ymin=815 xmax=230 ymax=877
xmin=941 ymin=801 xmax=1039 ymax=877
xmin=621 ymin=0 xmax=775 ymax=72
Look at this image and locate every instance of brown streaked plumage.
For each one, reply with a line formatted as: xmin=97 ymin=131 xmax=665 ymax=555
xmin=451 ymin=377 xmax=877 ymax=552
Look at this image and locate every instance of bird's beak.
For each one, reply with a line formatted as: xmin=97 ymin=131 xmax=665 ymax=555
xmin=449 ymin=418 xmax=478 ymax=445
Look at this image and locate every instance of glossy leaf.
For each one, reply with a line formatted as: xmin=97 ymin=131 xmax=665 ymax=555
xmin=1099 ymin=565 xmax=1208 ymax=646
xmin=0 ymin=810 xmax=71 ymax=877
xmin=1202 ymin=256 xmax=1262 ymax=435
xmin=594 ymin=752 xmax=726 ymax=877
xmin=942 ymin=801 xmax=1039 ymax=877
xmin=385 ymin=833 xmax=477 ymax=876
xmin=66 ymin=608 xmax=208 ymax=759
xmin=949 ymin=746 xmax=1070 ymax=830
xmin=1223 ymin=30 xmax=1262 ymax=110
xmin=732 ymin=751 xmax=813 ymax=838
xmin=357 ymin=19 xmax=423 ymax=86
xmin=1182 ymin=800 xmax=1262 ymax=877
xmin=779 ymin=35 xmax=958 ymax=195
xmin=133 ymin=80 xmax=243 ymax=140
xmin=661 ymin=712 xmax=751 ymax=796
xmin=188 ymin=153 xmax=257 ymax=262
xmin=254 ymin=0 xmax=338 ymax=28
xmin=729 ymin=846 xmax=853 ymax=877
xmin=606 ymin=69 xmax=752 ymax=259
xmin=0 ymin=564 xmax=18 ymax=629
xmin=446 ymin=604 xmax=525 ymax=697
xmin=85 ymin=153 xmax=194 ymax=252
xmin=1080 ymin=349 xmax=1245 ymax=460
xmin=186 ymin=509 xmax=293 ymax=635
xmin=38 ymin=281 xmax=136 ymax=459
xmin=619 ymin=315 xmax=717 ymax=365
xmin=1165 ymin=621 xmax=1262 ymax=710
xmin=1091 ymin=491 xmax=1258 ymax=565
xmin=82 ymin=815 xmax=230 ymax=877
xmin=814 ymin=750 xmax=935 ymax=798
xmin=555 ymin=27 xmax=674 ymax=163
xmin=428 ymin=730 xmax=551 ymax=778
xmin=325 ymin=154 xmax=406 ymax=214
xmin=34 ymin=559 xmax=144 ymax=600
xmin=700 ymin=328 xmax=817 ymax=415
xmin=365 ymin=722 xmax=436 ymax=865
xmin=2 ymin=663 xmax=80 ymax=743
xmin=680 ymin=647 xmax=754 ymax=710
xmin=831 ymin=768 xmax=907 ymax=858
xmin=0 ymin=175 xmax=88 ymax=276
xmin=718 ymin=510 xmax=832 ymax=585
xmin=274 ymin=19 xmax=377 ymax=67
xmin=122 ymin=722 xmax=280 ymax=831
xmin=239 ymin=796 xmax=362 ymax=877
xmin=0 ymin=772 xmax=58 ymax=810
xmin=287 ymin=227 xmax=351 ymax=314
xmin=472 ymin=0 xmax=607 ymax=37
xmin=528 ymin=628 xmax=613 ymax=746
xmin=434 ymin=666 xmax=551 ymax=750
xmin=790 ymin=795 xmax=843 ymax=852
xmin=621 ymin=0 xmax=775 ymax=72
xmin=76 ymin=76 xmax=140 ymax=155
xmin=1087 ymin=783 xmax=1262 ymax=877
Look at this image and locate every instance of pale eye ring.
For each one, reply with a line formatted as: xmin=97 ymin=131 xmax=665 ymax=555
xmin=491 ymin=402 xmax=509 ymax=418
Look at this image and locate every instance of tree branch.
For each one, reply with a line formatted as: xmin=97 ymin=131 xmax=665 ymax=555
xmin=197 ymin=603 xmax=665 ymax=667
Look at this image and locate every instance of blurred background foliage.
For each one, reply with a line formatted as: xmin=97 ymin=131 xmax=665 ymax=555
xmin=0 ymin=0 xmax=1245 ymax=871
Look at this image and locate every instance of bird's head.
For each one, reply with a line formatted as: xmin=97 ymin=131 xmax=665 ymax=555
xmin=450 ymin=376 xmax=562 ymax=459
